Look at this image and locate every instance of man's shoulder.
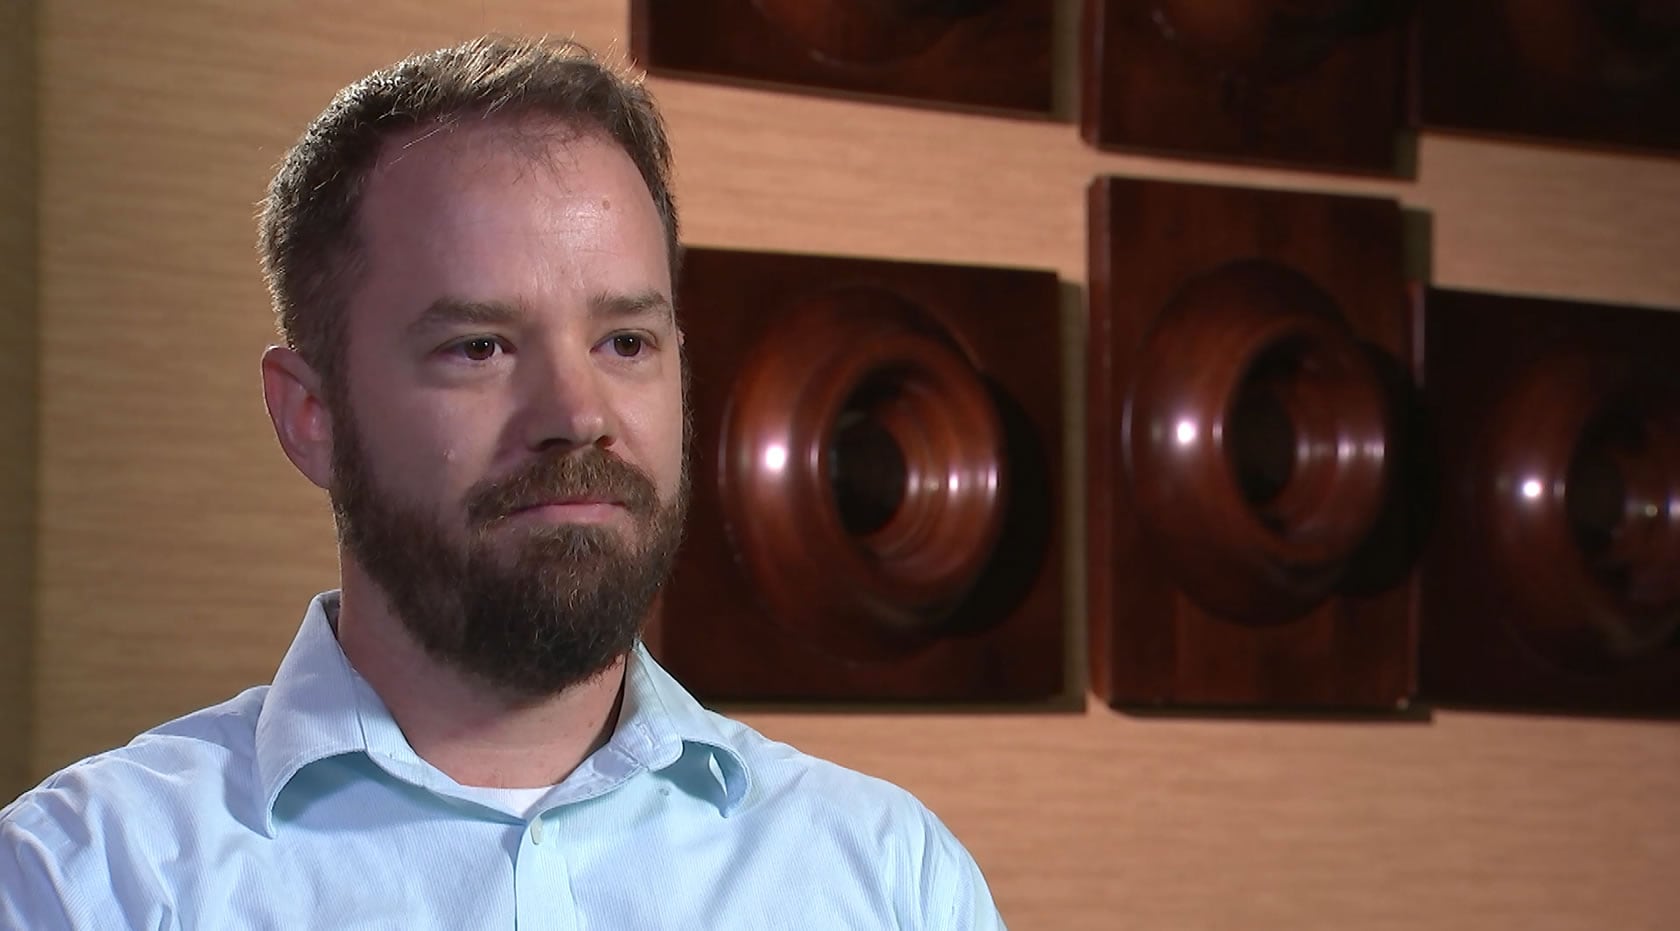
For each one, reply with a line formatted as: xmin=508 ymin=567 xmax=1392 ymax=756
xmin=1 ymin=686 xmax=270 ymax=843
xmin=681 ymin=708 xmax=1005 ymax=928
xmin=0 ymin=688 xmax=272 ymax=927
xmin=697 ymin=707 xmax=941 ymax=829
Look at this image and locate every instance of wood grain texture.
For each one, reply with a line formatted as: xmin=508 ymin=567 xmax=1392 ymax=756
xmin=1087 ymin=179 xmax=1416 ymax=710
xmin=631 ymin=0 xmax=1055 ymax=114
xmin=21 ymin=0 xmax=1680 ymax=927
xmin=1419 ymin=289 xmax=1680 ymax=712
xmin=0 ymin=0 xmax=39 ymax=803
xmin=653 ymin=247 xmax=1064 ymax=702
xmin=1416 ymin=0 xmax=1680 ymax=156
xmin=1080 ymin=0 xmax=1409 ymax=173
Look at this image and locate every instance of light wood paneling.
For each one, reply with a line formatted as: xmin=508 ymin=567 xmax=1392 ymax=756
xmin=0 ymin=0 xmax=40 ymax=803
xmin=27 ymin=1 xmax=1680 ymax=928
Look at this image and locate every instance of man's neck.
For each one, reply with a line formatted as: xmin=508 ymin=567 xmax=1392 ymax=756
xmin=332 ymin=570 xmax=627 ymax=789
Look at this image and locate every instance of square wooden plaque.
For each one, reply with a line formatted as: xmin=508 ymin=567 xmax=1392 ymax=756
xmin=1080 ymin=0 xmax=1410 ymax=173
xmin=1088 ymin=176 xmax=1418 ymax=710
xmin=630 ymin=0 xmax=1055 ymax=115
xmin=647 ymin=247 xmax=1065 ymax=702
xmin=1415 ymin=0 xmax=1680 ymax=155
xmin=1418 ymin=288 xmax=1680 ymax=713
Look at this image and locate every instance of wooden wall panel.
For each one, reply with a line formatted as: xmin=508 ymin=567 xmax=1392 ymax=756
xmin=22 ymin=0 xmax=1680 ymax=928
xmin=0 ymin=0 xmax=39 ymax=804
xmin=1086 ymin=179 xmax=1416 ymax=710
xmin=1418 ymin=289 xmax=1680 ymax=712
xmin=630 ymin=0 xmax=1055 ymax=114
xmin=655 ymin=248 xmax=1065 ymax=702
xmin=1079 ymin=0 xmax=1409 ymax=173
xmin=1416 ymin=0 xmax=1680 ymax=156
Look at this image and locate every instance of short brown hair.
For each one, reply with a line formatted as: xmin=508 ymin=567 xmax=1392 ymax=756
xmin=257 ymin=35 xmax=679 ymax=392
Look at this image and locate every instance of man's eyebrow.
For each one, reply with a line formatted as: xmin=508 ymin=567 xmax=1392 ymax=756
xmin=592 ymin=290 xmax=673 ymax=323
xmin=406 ymin=298 xmax=524 ymax=336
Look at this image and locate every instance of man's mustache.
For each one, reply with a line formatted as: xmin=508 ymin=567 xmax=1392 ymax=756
xmin=466 ymin=448 xmax=659 ymax=526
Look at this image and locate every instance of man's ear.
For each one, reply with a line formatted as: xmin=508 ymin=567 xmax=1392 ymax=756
xmin=261 ymin=345 xmax=335 ymax=490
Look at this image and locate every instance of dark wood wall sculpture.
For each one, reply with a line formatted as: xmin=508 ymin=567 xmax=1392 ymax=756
xmin=1080 ymin=0 xmax=1411 ymax=173
xmin=1088 ymin=177 xmax=1418 ymax=710
xmin=1419 ymin=289 xmax=1680 ymax=713
xmin=1416 ymin=0 xmax=1680 ymax=155
xmin=647 ymin=247 xmax=1064 ymax=702
xmin=630 ymin=0 xmax=1055 ymax=115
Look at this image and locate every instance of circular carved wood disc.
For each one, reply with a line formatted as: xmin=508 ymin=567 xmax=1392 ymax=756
xmin=718 ymin=286 xmax=1008 ymax=661
xmin=751 ymin=0 xmax=995 ymax=64
xmin=1504 ymin=0 xmax=1680 ymax=91
xmin=1148 ymin=0 xmax=1380 ymax=80
xmin=1126 ymin=259 xmax=1390 ymax=624
xmin=1479 ymin=351 xmax=1680 ymax=672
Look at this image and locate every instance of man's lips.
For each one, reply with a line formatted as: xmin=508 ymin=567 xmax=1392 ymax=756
xmin=503 ymin=498 xmax=627 ymax=524
xmin=513 ymin=496 xmax=621 ymax=510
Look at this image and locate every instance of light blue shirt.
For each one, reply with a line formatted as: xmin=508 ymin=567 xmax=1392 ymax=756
xmin=1 ymin=592 xmax=1005 ymax=929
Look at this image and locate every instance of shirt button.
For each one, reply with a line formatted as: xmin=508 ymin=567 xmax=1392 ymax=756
xmin=530 ymin=818 xmax=545 ymax=845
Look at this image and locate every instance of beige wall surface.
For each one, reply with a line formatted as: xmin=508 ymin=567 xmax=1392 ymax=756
xmin=21 ymin=1 xmax=1680 ymax=928
xmin=1 ymin=0 xmax=39 ymax=804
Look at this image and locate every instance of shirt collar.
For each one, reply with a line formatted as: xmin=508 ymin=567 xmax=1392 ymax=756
xmin=253 ymin=591 xmax=751 ymax=837
xmin=620 ymin=640 xmax=752 ymax=815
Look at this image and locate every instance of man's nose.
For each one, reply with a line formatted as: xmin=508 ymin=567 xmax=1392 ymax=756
xmin=519 ymin=346 xmax=612 ymax=453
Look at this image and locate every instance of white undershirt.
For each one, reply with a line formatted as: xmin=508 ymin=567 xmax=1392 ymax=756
xmin=455 ymin=783 xmax=554 ymax=820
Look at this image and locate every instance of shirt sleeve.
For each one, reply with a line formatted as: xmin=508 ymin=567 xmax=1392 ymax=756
xmin=1 ymin=789 xmax=172 ymax=931
xmin=0 ymin=808 xmax=80 ymax=931
xmin=915 ymin=804 xmax=1009 ymax=931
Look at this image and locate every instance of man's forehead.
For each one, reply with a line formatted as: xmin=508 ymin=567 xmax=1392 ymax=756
xmin=345 ymin=111 xmax=672 ymax=326
xmin=366 ymin=113 xmax=614 ymax=192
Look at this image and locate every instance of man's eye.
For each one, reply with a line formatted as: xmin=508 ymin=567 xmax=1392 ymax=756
xmin=455 ymin=338 xmax=501 ymax=362
xmin=610 ymin=334 xmax=646 ymax=358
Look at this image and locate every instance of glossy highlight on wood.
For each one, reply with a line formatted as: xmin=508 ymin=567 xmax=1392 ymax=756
xmin=1080 ymin=0 xmax=1410 ymax=172
xmin=649 ymin=247 xmax=1064 ymax=702
xmin=719 ymin=288 xmax=1008 ymax=661
xmin=630 ymin=0 xmax=1054 ymax=114
xmin=1419 ymin=288 xmax=1680 ymax=712
xmin=1416 ymin=0 xmax=1680 ymax=155
xmin=1127 ymin=259 xmax=1391 ymax=625
xmin=1088 ymin=176 xmax=1416 ymax=710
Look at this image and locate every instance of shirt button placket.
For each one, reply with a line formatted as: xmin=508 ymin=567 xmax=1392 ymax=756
xmin=514 ymin=815 xmax=575 ymax=931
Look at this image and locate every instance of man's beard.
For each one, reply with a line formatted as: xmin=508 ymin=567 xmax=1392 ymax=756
xmin=327 ymin=406 xmax=688 ymax=702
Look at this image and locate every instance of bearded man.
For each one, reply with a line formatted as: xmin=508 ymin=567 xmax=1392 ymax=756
xmin=0 ymin=35 xmax=1005 ymax=929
